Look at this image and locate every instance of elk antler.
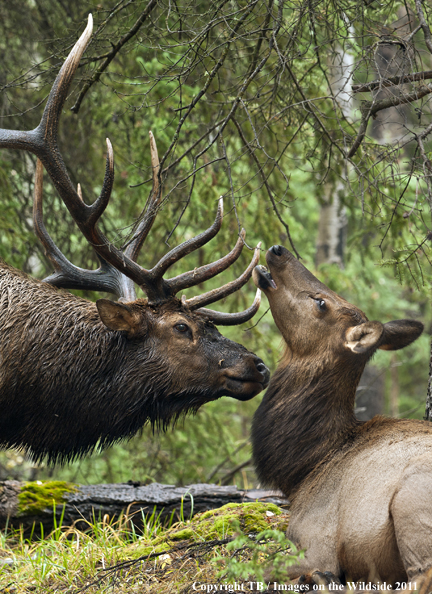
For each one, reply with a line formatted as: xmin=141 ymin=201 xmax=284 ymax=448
xmin=33 ymin=158 xmax=130 ymax=298
xmin=2 ymin=14 xmax=261 ymax=324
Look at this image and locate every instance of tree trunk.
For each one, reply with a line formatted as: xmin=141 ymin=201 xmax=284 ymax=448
xmin=355 ymin=365 xmax=385 ymax=421
xmin=0 ymin=480 xmax=287 ymax=534
xmin=315 ymin=186 xmax=347 ymax=268
xmin=424 ymin=340 xmax=432 ymax=421
xmin=315 ymin=41 xmax=352 ymax=268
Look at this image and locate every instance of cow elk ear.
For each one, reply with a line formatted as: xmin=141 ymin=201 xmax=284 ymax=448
xmin=345 ymin=321 xmax=384 ymax=354
xmin=378 ymin=319 xmax=424 ymax=351
xmin=96 ymin=300 xmax=146 ymax=338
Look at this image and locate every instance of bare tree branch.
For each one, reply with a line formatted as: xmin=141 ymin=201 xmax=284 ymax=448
xmin=352 ymin=70 xmax=432 ymax=94
xmin=348 ymin=85 xmax=432 ymax=158
xmin=415 ymin=0 xmax=432 ymax=55
xmin=70 ymin=0 xmax=158 ymax=113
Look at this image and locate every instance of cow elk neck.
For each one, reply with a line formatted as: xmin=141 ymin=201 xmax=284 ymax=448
xmin=0 ymin=15 xmax=270 ymax=464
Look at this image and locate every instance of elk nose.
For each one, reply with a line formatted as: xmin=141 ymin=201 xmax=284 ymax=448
xmin=256 ymin=360 xmax=267 ymax=373
xmin=270 ymin=244 xmax=283 ymax=256
xmin=255 ymin=359 xmax=270 ymax=387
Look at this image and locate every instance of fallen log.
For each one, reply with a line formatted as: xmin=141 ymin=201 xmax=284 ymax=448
xmin=0 ymin=480 xmax=288 ymax=533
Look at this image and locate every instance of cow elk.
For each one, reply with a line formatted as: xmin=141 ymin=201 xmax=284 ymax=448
xmin=252 ymin=245 xmax=430 ymax=588
xmin=0 ymin=15 xmax=270 ymax=464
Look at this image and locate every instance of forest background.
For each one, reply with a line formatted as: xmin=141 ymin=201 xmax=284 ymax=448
xmin=0 ymin=0 xmax=431 ymax=489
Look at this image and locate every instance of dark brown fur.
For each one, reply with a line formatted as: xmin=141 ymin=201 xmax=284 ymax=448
xmin=252 ymin=245 xmax=430 ymax=587
xmin=0 ymin=262 xmax=269 ymax=464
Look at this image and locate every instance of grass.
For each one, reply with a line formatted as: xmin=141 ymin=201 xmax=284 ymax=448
xmin=0 ymin=501 xmax=292 ymax=593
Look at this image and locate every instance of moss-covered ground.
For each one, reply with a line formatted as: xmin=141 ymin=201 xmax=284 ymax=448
xmin=0 ymin=500 xmax=292 ymax=593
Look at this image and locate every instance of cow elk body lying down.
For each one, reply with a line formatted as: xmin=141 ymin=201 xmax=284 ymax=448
xmin=253 ymin=245 xmax=430 ymax=587
xmin=0 ymin=16 xmax=270 ymax=464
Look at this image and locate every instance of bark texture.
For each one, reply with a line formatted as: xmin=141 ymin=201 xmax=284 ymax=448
xmin=425 ymin=343 xmax=432 ymax=422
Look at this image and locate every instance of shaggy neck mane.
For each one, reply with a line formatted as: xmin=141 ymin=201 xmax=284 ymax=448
xmin=252 ymin=355 xmax=365 ymax=497
xmin=0 ymin=266 xmax=218 ymax=465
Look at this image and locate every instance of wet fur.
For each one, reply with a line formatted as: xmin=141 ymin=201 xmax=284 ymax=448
xmin=0 ymin=262 xmax=260 ymax=464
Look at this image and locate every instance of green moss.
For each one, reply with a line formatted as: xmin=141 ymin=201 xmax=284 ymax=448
xmin=123 ymin=501 xmax=289 ymax=560
xmin=18 ymin=481 xmax=77 ymax=516
xmin=194 ymin=502 xmax=285 ymax=539
xmin=126 ymin=542 xmax=171 ymax=558
xmin=169 ymin=528 xmax=194 ymax=541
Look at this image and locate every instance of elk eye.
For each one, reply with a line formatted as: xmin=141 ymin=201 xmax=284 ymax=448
xmin=314 ymin=298 xmax=326 ymax=311
xmin=175 ymin=323 xmax=189 ymax=333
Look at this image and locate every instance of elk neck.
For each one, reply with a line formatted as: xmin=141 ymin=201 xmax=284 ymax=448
xmin=252 ymin=351 xmax=366 ymax=498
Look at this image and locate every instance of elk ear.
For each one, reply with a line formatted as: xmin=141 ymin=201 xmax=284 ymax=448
xmin=378 ymin=319 xmax=424 ymax=351
xmin=345 ymin=321 xmax=384 ymax=354
xmin=96 ymin=299 xmax=146 ymax=338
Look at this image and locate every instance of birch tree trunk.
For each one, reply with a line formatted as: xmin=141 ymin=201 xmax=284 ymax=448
xmin=316 ymin=38 xmax=384 ymax=420
xmin=315 ymin=185 xmax=347 ymax=268
xmin=315 ymin=38 xmax=352 ymax=268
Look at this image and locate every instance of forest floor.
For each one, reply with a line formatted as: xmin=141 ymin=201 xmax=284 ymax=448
xmin=0 ymin=501 xmax=296 ymax=593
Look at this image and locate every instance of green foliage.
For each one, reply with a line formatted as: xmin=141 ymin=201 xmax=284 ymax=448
xmin=216 ymin=523 xmax=301 ymax=584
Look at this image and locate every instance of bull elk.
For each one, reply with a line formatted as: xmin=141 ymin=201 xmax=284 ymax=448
xmin=0 ymin=15 xmax=270 ymax=464
xmin=252 ymin=245 xmax=429 ymax=588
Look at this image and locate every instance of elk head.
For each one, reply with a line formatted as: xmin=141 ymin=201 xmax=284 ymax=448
xmin=253 ymin=245 xmax=423 ymax=367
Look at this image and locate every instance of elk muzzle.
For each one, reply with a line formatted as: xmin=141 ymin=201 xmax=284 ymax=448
xmin=253 ymin=245 xmax=329 ymax=299
xmin=222 ymin=355 xmax=270 ymax=401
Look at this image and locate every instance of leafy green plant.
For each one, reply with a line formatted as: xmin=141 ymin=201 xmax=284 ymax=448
xmin=216 ymin=521 xmax=303 ymax=584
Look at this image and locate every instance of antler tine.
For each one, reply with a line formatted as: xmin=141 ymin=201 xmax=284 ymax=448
xmin=0 ymin=15 xmax=94 ymax=155
xmin=0 ymin=15 xmax=166 ymax=300
xmin=34 ymin=159 xmax=135 ymax=298
xmin=124 ymin=131 xmax=162 ymax=262
xmin=87 ymin=139 xmax=115 ymax=225
xmin=183 ymin=242 xmax=262 ymax=310
xmin=194 ymin=288 xmax=261 ymax=326
xmin=1 ymin=16 xmax=264 ymax=312
xmin=148 ymin=198 xmax=224 ymax=284
xmin=166 ymin=229 xmax=246 ymax=295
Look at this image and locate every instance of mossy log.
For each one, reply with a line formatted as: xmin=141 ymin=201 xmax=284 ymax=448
xmin=0 ymin=480 xmax=287 ymax=533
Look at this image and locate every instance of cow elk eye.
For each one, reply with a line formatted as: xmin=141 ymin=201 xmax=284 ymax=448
xmin=314 ymin=298 xmax=326 ymax=312
xmin=175 ymin=323 xmax=189 ymax=333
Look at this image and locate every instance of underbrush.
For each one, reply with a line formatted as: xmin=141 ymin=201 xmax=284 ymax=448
xmin=0 ymin=501 xmax=296 ymax=593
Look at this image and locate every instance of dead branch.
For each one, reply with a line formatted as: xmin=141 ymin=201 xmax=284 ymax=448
xmin=415 ymin=0 xmax=432 ymax=55
xmin=348 ymin=85 xmax=432 ymax=158
xmin=352 ymin=70 xmax=432 ymax=93
xmin=71 ymin=0 xmax=158 ymax=113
